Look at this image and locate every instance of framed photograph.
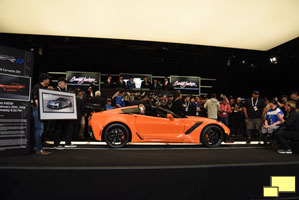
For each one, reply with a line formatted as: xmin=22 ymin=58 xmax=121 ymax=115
xmin=38 ymin=89 xmax=77 ymax=120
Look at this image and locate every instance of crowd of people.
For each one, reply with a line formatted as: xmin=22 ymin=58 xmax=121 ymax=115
xmin=32 ymin=73 xmax=299 ymax=155
xmin=103 ymin=75 xmax=173 ymax=90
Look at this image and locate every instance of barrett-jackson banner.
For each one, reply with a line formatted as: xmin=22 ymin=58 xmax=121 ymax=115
xmin=66 ymin=71 xmax=100 ymax=90
xmin=170 ymin=76 xmax=200 ymax=95
xmin=0 ymin=46 xmax=33 ymax=155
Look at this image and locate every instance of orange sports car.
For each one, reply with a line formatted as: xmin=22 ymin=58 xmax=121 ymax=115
xmin=0 ymin=83 xmax=25 ymax=93
xmin=89 ymin=105 xmax=230 ymax=148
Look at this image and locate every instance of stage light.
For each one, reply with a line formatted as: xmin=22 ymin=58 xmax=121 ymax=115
xmin=270 ymin=57 xmax=278 ymax=64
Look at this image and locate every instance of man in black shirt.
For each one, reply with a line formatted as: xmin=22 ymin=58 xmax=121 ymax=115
xmin=141 ymin=77 xmax=151 ymax=89
xmin=73 ymin=89 xmax=86 ymax=140
xmin=53 ymin=77 xmax=77 ymax=150
xmin=276 ymin=101 xmax=299 ymax=154
xmin=162 ymin=78 xmax=172 ymax=90
xmin=244 ymin=90 xmax=266 ymax=144
xmin=32 ymin=73 xmax=52 ymax=155
xmin=172 ymin=91 xmax=185 ymax=117
xmin=183 ymin=95 xmax=193 ymax=116
xmin=151 ymin=79 xmax=161 ymax=90
xmin=90 ymin=90 xmax=106 ymax=111
xmin=115 ymin=76 xmax=126 ymax=89
xmin=104 ymin=75 xmax=114 ymax=89
xmin=231 ymin=97 xmax=245 ymax=136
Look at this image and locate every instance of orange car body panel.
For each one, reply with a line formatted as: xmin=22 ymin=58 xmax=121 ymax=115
xmin=89 ymin=106 xmax=230 ymax=144
xmin=0 ymin=83 xmax=25 ymax=92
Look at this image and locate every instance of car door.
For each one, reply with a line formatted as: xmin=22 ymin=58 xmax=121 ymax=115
xmin=134 ymin=114 xmax=185 ymax=142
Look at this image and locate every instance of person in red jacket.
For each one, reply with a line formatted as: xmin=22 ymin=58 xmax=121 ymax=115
xmin=219 ymin=96 xmax=231 ymax=127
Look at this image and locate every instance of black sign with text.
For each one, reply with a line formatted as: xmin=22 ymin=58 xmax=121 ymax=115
xmin=66 ymin=71 xmax=100 ymax=91
xmin=170 ymin=76 xmax=200 ymax=95
xmin=0 ymin=46 xmax=33 ymax=155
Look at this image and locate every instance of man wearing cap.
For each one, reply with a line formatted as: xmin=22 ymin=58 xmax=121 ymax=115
xmin=32 ymin=73 xmax=52 ymax=155
xmin=244 ymin=90 xmax=266 ymax=144
xmin=53 ymin=77 xmax=77 ymax=150
xmin=164 ymin=95 xmax=174 ymax=110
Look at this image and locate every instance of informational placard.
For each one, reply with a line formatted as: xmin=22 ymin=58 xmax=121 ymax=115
xmin=170 ymin=76 xmax=200 ymax=95
xmin=0 ymin=46 xmax=33 ymax=154
xmin=39 ymin=89 xmax=77 ymax=120
xmin=66 ymin=71 xmax=100 ymax=90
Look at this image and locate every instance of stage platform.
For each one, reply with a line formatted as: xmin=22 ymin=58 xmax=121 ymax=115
xmin=1 ymin=143 xmax=299 ymax=200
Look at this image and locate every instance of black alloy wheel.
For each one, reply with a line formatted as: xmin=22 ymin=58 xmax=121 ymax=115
xmin=103 ymin=123 xmax=130 ymax=148
xmin=200 ymin=125 xmax=224 ymax=148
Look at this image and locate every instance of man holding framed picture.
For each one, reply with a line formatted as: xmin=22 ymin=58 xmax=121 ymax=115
xmin=53 ymin=77 xmax=77 ymax=150
xmin=32 ymin=73 xmax=52 ymax=155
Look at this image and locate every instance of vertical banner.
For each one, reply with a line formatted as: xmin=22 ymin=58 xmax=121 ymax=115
xmin=0 ymin=46 xmax=33 ymax=155
xmin=170 ymin=76 xmax=201 ymax=95
xmin=66 ymin=71 xmax=100 ymax=91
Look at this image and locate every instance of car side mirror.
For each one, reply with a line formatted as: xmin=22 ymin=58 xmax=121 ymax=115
xmin=167 ymin=114 xmax=174 ymax=121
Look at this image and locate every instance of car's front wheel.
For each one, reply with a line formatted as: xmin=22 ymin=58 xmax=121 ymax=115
xmin=103 ymin=123 xmax=130 ymax=148
xmin=200 ymin=125 xmax=224 ymax=148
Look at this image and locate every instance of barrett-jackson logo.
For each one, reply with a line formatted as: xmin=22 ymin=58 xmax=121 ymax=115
xmin=69 ymin=76 xmax=96 ymax=84
xmin=173 ymin=81 xmax=198 ymax=88
xmin=0 ymin=54 xmax=24 ymax=64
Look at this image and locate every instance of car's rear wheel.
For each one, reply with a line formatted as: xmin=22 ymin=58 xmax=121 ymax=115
xmin=200 ymin=125 xmax=224 ymax=148
xmin=103 ymin=123 xmax=130 ymax=148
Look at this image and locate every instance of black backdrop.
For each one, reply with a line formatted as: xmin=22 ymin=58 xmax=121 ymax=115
xmin=0 ymin=33 xmax=298 ymax=98
xmin=0 ymin=46 xmax=33 ymax=155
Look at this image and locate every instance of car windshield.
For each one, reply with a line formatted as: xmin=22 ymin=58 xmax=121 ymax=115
xmin=121 ymin=106 xmax=184 ymax=118
xmin=155 ymin=106 xmax=183 ymax=118
xmin=121 ymin=107 xmax=140 ymax=114
xmin=56 ymin=98 xmax=66 ymax=101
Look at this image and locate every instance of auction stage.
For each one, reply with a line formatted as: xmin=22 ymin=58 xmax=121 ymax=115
xmin=1 ymin=144 xmax=299 ymax=200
